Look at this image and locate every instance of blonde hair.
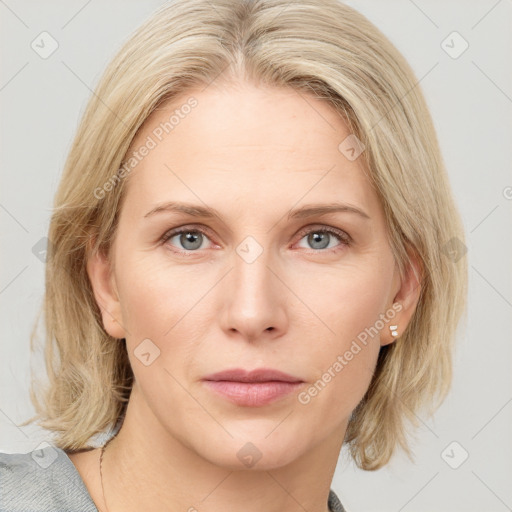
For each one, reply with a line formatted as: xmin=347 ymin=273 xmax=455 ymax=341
xmin=22 ymin=0 xmax=467 ymax=470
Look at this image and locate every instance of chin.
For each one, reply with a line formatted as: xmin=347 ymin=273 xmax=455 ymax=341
xmin=195 ymin=431 xmax=309 ymax=472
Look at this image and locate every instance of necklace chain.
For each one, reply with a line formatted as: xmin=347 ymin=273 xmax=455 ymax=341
xmin=99 ymin=436 xmax=116 ymax=512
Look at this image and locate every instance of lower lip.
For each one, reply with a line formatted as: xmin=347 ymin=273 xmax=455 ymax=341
xmin=202 ymin=380 xmax=303 ymax=407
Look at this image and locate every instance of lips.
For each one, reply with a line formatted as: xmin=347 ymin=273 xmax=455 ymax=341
xmin=202 ymin=368 xmax=303 ymax=384
xmin=202 ymin=368 xmax=304 ymax=407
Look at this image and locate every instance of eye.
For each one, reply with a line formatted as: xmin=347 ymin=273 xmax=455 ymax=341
xmin=295 ymin=226 xmax=351 ymax=252
xmin=160 ymin=226 xmax=214 ymax=254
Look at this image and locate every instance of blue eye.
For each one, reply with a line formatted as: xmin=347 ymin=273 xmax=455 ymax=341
xmin=162 ymin=228 xmax=211 ymax=252
xmin=296 ymin=227 xmax=351 ymax=252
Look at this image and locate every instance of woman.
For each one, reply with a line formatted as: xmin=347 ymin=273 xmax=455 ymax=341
xmin=0 ymin=0 xmax=467 ymax=511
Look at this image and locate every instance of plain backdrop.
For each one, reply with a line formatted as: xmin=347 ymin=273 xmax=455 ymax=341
xmin=1 ymin=1 xmax=511 ymax=511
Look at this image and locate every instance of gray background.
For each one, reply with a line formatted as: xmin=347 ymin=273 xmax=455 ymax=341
xmin=1 ymin=1 xmax=511 ymax=511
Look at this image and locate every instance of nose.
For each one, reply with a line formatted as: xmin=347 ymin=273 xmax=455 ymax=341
xmin=219 ymin=242 xmax=288 ymax=343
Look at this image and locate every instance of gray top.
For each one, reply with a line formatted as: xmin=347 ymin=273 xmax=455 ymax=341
xmin=0 ymin=446 xmax=346 ymax=511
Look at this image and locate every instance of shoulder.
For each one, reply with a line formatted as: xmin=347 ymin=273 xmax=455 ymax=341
xmin=0 ymin=445 xmax=97 ymax=512
xmin=328 ymin=488 xmax=347 ymax=512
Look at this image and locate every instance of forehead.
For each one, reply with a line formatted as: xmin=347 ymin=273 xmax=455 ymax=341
xmin=121 ymin=81 xmax=379 ymax=219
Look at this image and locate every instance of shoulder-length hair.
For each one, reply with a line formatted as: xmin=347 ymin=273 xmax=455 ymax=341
xmin=23 ymin=0 xmax=467 ymax=470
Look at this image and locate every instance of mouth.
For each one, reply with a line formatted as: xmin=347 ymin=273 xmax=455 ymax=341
xmin=202 ymin=368 xmax=305 ymax=407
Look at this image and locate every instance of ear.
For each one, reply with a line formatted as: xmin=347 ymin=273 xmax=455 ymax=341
xmin=86 ymin=242 xmax=126 ymax=340
xmin=381 ymin=246 xmax=423 ymax=347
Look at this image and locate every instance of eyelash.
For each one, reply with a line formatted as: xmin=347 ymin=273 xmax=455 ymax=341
xmin=159 ymin=224 xmax=352 ymax=256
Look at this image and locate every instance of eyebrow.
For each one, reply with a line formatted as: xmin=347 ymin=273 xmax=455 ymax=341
xmin=143 ymin=201 xmax=371 ymax=221
xmin=288 ymin=203 xmax=370 ymax=220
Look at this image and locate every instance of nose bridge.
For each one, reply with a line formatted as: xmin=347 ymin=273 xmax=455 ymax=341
xmin=221 ymin=236 xmax=286 ymax=339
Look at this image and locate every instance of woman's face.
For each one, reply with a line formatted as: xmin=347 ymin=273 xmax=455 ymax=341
xmin=92 ymin=80 xmax=406 ymax=470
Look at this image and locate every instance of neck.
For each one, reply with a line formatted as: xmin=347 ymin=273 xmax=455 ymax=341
xmin=101 ymin=385 xmax=345 ymax=512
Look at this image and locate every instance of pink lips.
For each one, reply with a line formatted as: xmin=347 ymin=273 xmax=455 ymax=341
xmin=202 ymin=368 xmax=304 ymax=407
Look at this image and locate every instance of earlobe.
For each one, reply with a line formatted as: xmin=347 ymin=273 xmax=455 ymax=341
xmin=380 ymin=306 xmax=402 ymax=347
xmin=86 ymin=246 xmax=126 ymax=340
xmin=381 ymin=247 xmax=423 ymax=347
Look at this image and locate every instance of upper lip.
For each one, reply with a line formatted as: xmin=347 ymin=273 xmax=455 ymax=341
xmin=203 ymin=368 xmax=303 ymax=383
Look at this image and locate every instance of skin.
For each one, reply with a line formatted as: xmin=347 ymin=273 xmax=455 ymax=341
xmin=68 ymin=78 xmax=421 ymax=512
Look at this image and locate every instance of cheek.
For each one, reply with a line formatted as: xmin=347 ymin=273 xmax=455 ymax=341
xmin=295 ymin=282 xmax=383 ymax=426
xmin=115 ymin=254 xmax=199 ymax=338
xmin=115 ymin=256 xmax=208 ymax=404
xmin=114 ymin=254 xmax=217 ymax=381
xmin=297 ymin=259 xmax=393 ymax=346
xmin=292 ymin=260 xmax=391 ymax=412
